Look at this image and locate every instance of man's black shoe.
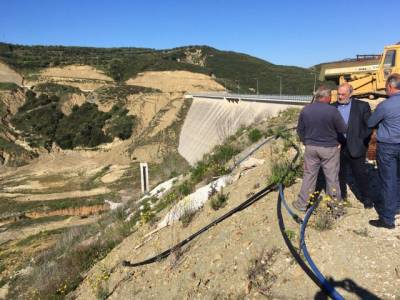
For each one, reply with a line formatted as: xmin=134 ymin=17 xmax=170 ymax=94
xmin=369 ymin=219 xmax=395 ymax=229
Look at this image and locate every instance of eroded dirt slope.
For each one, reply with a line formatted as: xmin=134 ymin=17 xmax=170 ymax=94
xmin=71 ymin=142 xmax=400 ymax=300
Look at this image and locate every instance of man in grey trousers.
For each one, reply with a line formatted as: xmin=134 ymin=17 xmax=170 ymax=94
xmin=292 ymin=86 xmax=347 ymax=212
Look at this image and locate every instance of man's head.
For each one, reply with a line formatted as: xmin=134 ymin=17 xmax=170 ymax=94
xmin=314 ymin=86 xmax=331 ymax=104
xmin=386 ymin=73 xmax=400 ymax=96
xmin=337 ymin=83 xmax=353 ymax=104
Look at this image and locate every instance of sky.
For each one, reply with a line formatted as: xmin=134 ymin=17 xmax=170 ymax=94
xmin=1 ymin=0 xmax=399 ymax=67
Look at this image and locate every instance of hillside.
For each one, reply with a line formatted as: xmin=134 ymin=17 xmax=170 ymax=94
xmin=3 ymin=43 xmax=394 ymax=300
xmin=71 ymin=146 xmax=400 ymax=300
xmin=0 ymin=43 xmax=320 ymax=94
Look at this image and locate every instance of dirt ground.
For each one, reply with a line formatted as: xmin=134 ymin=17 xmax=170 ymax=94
xmin=0 ymin=215 xmax=99 ymax=245
xmin=125 ymin=71 xmax=225 ymax=93
xmin=70 ymin=142 xmax=400 ymax=300
xmin=0 ymin=62 xmax=22 ymax=85
xmin=39 ymin=65 xmax=113 ymax=81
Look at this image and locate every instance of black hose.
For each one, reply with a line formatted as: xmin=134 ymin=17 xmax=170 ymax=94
xmin=123 ymin=132 xmax=300 ymax=267
xmin=122 ymin=182 xmax=277 ymax=267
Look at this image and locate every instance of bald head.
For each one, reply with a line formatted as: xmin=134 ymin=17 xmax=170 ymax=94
xmin=337 ymin=83 xmax=353 ymax=104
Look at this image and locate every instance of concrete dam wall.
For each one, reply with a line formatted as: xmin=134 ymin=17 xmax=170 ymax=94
xmin=178 ymin=98 xmax=300 ymax=165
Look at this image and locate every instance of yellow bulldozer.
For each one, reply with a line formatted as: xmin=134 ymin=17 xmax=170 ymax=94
xmin=319 ymin=43 xmax=400 ymax=100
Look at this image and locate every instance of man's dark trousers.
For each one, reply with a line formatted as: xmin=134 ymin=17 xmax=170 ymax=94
xmin=334 ymin=99 xmax=371 ymax=203
xmin=339 ymin=145 xmax=370 ymax=202
xmin=376 ymin=142 xmax=400 ymax=225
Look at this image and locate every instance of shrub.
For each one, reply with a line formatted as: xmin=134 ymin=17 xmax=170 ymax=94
xmin=33 ymin=82 xmax=81 ymax=94
xmin=105 ymin=114 xmax=136 ymax=140
xmin=210 ymin=189 xmax=228 ymax=210
xmin=180 ymin=210 xmax=197 ymax=227
xmin=54 ymin=102 xmax=112 ymax=148
xmin=248 ymin=128 xmax=263 ymax=143
xmin=284 ymin=229 xmax=296 ymax=242
xmin=210 ymin=144 xmax=240 ymax=164
xmin=177 ymin=180 xmax=194 ymax=197
xmin=313 ymin=194 xmax=346 ymax=231
xmin=268 ymin=159 xmax=301 ymax=187
xmin=190 ymin=161 xmax=208 ymax=183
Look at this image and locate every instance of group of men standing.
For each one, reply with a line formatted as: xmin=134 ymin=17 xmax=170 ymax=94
xmin=293 ymin=73 xmax=400 ymax=230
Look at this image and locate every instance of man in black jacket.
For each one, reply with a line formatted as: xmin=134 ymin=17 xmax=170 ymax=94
xmin=333 ymin=83 xmax=372 ymax=207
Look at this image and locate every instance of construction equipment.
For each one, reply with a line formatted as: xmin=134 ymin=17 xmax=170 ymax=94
xmin=320 ymin=44 xmax=400 ymax=100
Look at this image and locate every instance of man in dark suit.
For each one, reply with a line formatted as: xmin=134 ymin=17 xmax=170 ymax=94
xmin=334 ymin=83 xmax=372 ymax=207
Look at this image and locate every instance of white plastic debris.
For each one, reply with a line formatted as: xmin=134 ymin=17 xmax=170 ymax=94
xmin=105 ymin=200 xmax=123 ymax=210
xmin=139 ymin=175 xmax=183 ymax=202
xmin=145 ymin=175 xmax=232 ymax=237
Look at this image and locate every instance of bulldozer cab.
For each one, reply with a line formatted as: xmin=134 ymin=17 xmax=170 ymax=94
xmin=321 ymin=44 xmax=400 ymax=102
xmin=376 ymin=45 xmax=400 ymax=90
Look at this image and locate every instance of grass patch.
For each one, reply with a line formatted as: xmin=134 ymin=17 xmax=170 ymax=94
xmin=312 ymin=194 xmax=346 ymax=231
xmin=190 ymin=144 xmax=240 ymax=184
xmin=33 ymin=82 xmax=81 ymax=95
xmin=284 ymin=229 xmax=296 ymax=242
xmin=0 ymin=82 xmax=20 ymax=91
xmin=268 ymin=159 xmax=302 ymax=187
xmin=2 ymin=215 xmax=69 ymax=230
xmin=16 ymin=227 xmax=66 ymax=247
xmin=8 ymin=204 xmax=137 ymax=299
xmin=0 ymin=194 xmax=112 ymax=218
xmin=96 ymin=84 xmax=160 ymax=102
xmin=210 ymin=189 xmax=229 ymax=210
xmin=80 ymin=165 xmax=111 ymax=190
xmin=248 ymin=128 xmax=263 ymax=143
xmin=180 ymin=210 xmax=197 ymax=227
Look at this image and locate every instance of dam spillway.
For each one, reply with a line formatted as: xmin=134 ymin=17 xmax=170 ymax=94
xmin=178 ymin=93 xmax=311 ymax=165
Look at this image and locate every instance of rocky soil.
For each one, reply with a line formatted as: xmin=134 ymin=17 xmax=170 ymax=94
xmin=70 ymin=142 xmax=400 ymax=300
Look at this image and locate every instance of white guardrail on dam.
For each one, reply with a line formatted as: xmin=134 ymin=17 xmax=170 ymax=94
xmin=185 ymin=92 xmax=313 ymax=105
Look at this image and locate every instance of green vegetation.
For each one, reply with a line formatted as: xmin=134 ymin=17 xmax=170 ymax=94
xmin=210 ymin=189 xmax=229 ymax=210
xmin=0 ymin=42 xmax=329 ymax=94
xmin=3 ymin=215 xmax=69 ymax=231
xmin=55 ymin=102 xmax=112 ymax=148
xmin=180 ymin=210 xmax=197 ymax=227
xmin=33 ymin=82 xmax=81 ymax=95
xmin=177 ymin=180 xmax=195 ymax=197
xmin=0 ymin=82 xmax=19 ymax=91
xmin=190 ymin=144 xmax=240 ymax=183
xmin=8 ymin=207 xmax=136 ymax=299
xmin=284 ymin=229 xmax=296 ymax=242
xmin=312 ymin=194 xmax=347 ymax=231
xmin=96 ymin=84 xmax=160 ymax=101
xmin=11 ymin=92 xmax=63 ymax=149
xmin=16 ymin=227 xmax=65 ymax=247
xmin=268 ymin=159 xmax=302 ymax=187
xmin=105 ymin=104 xmax=138 ymax=140
xmin=248 ymin=128 xmax=263 ymax=143
xmin=0 ymin=194 xmax=110 ymax=218
xmin=11 ymin=91 xmax=137 ymax=149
